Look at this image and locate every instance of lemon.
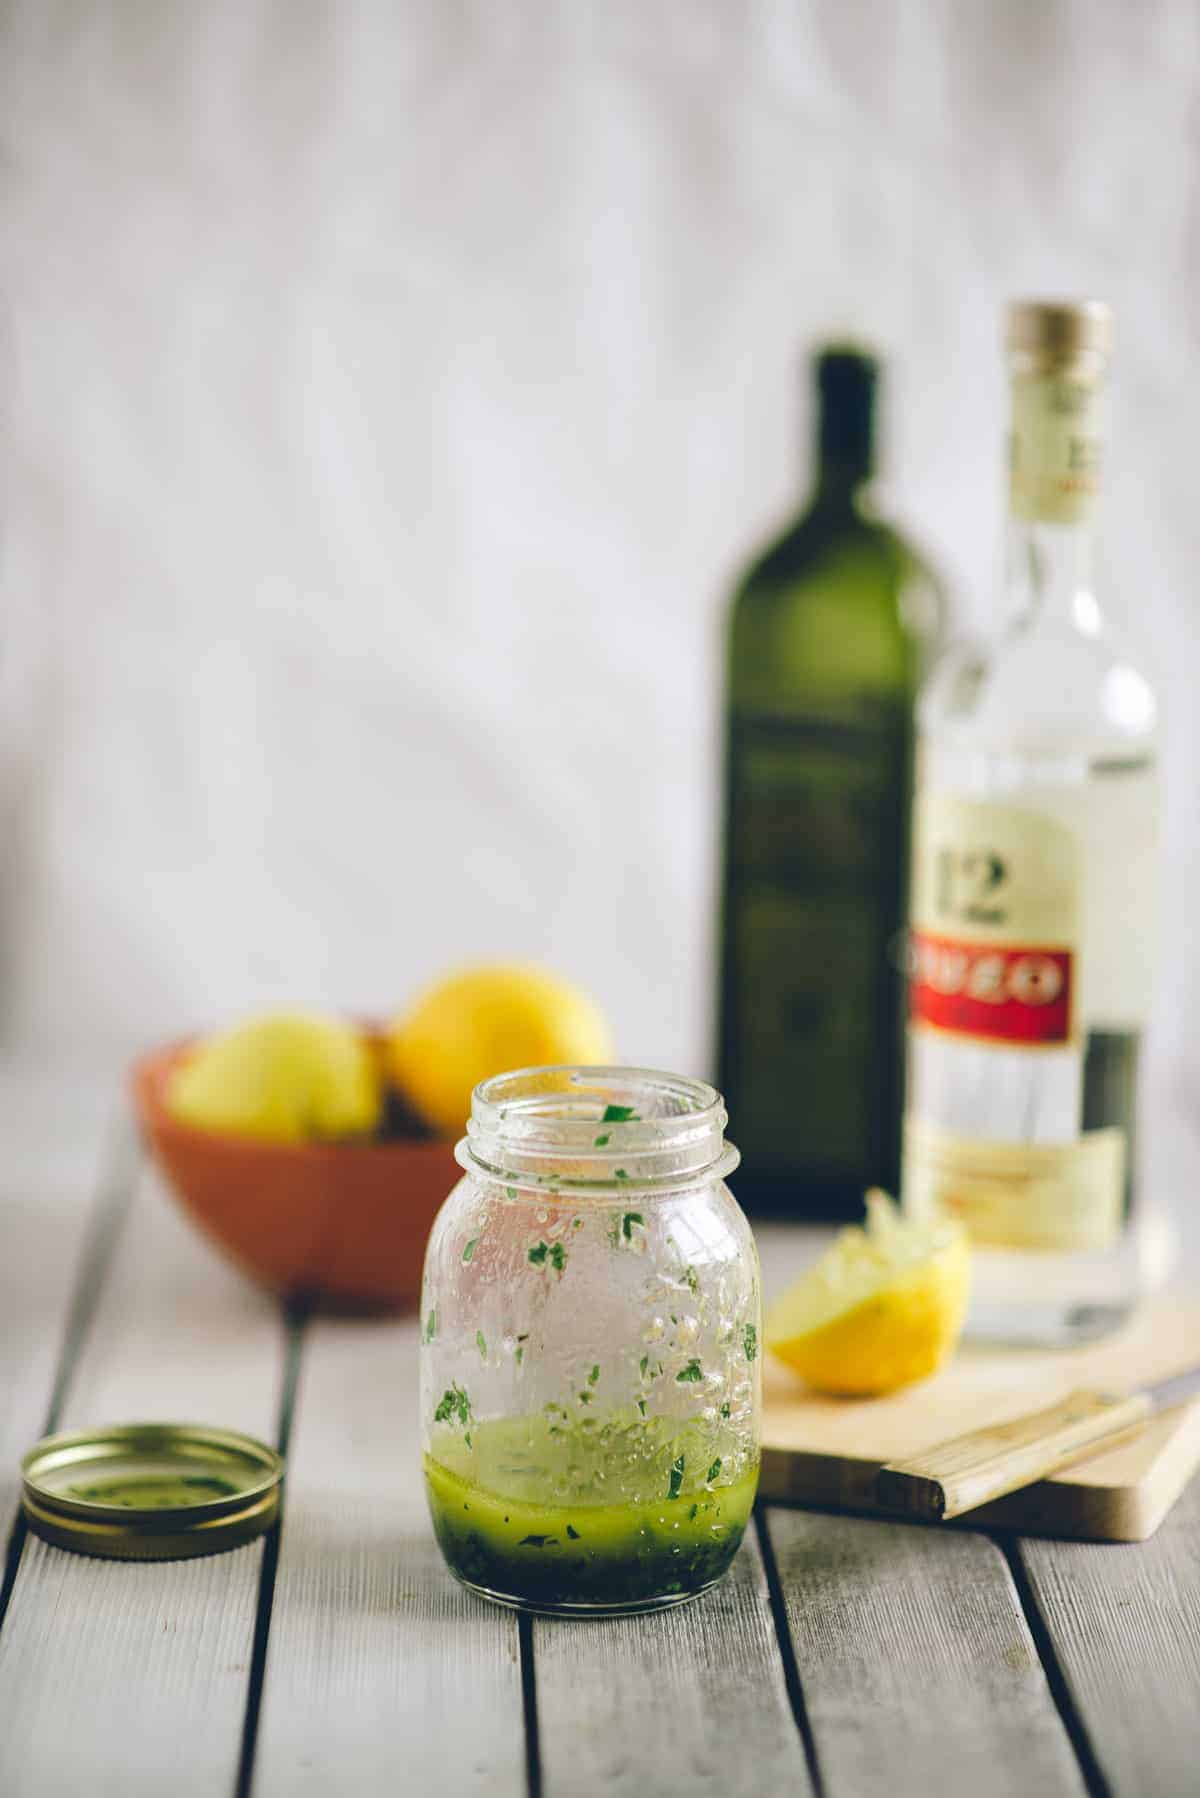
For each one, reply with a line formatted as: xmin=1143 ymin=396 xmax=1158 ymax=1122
xmin=766 ymin=1190 xmax=969 ymax=1396
xmin=388 ymin=965 xmax=613 ymax=1138
xmin=167 ymin=1011 xmax=381 ymax=1144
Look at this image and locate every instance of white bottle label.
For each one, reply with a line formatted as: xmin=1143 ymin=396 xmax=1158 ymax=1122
xmin=903 ymin=1117 xmax=1125 ymax=1252
xmin=905 ymin=791 xmax=1125 ymax=1251
xmin=1010 ymin=370 xmax=1104 ymax=526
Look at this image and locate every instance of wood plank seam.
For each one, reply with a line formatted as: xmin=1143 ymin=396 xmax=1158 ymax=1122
xmin=994 ymin=1538 xmax=1111 ymax=1798
xmin=518 ymin=1612 xmax=542 ymax=1798
xmin=754 ymin=1507 xmax=826 ymax=1798
xmin=0 ymin=1113 xmax=137 ymax=1644
xmin=234 ymin=1300 xmax=309 ymax=1798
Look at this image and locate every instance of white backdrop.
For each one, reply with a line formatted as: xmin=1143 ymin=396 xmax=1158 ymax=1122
xmin=1 ymin=2 xmax=1198 ymax=1156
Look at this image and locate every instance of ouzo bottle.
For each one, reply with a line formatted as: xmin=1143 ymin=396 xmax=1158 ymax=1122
xmin=902 ymin=300 xmax=1161 ymax=1344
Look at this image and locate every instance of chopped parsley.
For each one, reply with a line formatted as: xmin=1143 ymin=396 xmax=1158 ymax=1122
xmin=577 ymin=1390 xmax=592 ymax=1405
xmin=462 ymin=1238 xmax=479 ymax=1263
xmin=601 ymin=1104 xmax=638 ymax=1122
xmin=518 ymin=1534 xmax=556 ymax=1548
xmin=621 ymin=1211 xmax=644 ymax=1240
xmin=637 ymin=1398 xmax=647 ymax=1416
xmin=720 ymin=1402 xmax=731 ymax=1419
xmin=464 ymin=1431 xmax=472 ymax=1449
xmin=743 ymin=1323 xmax=758 ymax=1362
xmin=506 ymin=1186 xmax=518 ymax=1200
xmin=476 ymin=1330 xmax=487 ymax=1359
xmin=707 ymin=1459 xmax=722 ymax=1484
xmin=667 ymin=1454 xmax=685 ymax=1501
xmin=682 ymin=1265 xmax=699 ymax=1295
xmin=676 ymin=1359 xmax=703 ymax=1383
xmin=639 ymin=1355 xmax=649 ymax=1379
xmin=566 ymin=1524 xmax=581 ymax=1540
xmin=424 ymin=1308 xmax=437 ymax=1344
xmin=614 ymin=1168 xmax=629 ymax=1182
xmin=433 ymin=1383 xmax=471 ymax=1428
xmin=529 ymin=1240 xmax=568 ymax=1272
xmin=588 ymin=1364 xmax=600 ymax=1385
xmin=593 ymin=1133 xmax=610 ymax=1148
xmin=515 ymin=1346 xmax=524 ymax=1366
xmin=688 ymin=1503 xmax=699 ymax=1521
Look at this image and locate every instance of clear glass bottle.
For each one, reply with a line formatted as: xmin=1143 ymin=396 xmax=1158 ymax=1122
xmin=902 ymin=300 xmax=1161 ymax=1345
xmin=420 ymin=1066 xmax=761 ymax=1615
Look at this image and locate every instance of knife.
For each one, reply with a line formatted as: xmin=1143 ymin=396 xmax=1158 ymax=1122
xmin=874 ymin=1363 xmax=1200 ymax=1522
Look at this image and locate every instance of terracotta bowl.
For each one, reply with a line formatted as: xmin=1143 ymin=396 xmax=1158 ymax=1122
xmin=132 ymin=1039 xmax=459 ymax=1312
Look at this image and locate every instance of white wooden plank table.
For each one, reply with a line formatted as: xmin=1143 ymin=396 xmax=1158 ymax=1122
xmin=0 ymin=1075 xmax=1197 ymax=1797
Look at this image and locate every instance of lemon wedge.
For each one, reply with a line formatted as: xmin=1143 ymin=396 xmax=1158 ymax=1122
xmin=766 ymin=1190 xmax=969 ymax=1395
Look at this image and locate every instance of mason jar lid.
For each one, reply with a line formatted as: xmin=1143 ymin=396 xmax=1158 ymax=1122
xmin=21 ymin=1422 xmax=284 ymax=1561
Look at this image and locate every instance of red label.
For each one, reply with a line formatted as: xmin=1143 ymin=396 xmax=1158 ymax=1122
xmin=908 ymin=930 xmax=1073 ymax=1046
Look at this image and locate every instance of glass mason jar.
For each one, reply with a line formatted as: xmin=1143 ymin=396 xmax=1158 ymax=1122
xmin=420 ymin=1066 xmax=761 ymax=1616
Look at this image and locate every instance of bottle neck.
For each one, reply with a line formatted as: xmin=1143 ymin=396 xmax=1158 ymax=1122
xmin=1004 ymin=513 xmax=1099 ymax=634
xmin=812 ymin=457 xmax=869 ymax=514
xmin=1005 ymin=357 xmax=1107 ymax=635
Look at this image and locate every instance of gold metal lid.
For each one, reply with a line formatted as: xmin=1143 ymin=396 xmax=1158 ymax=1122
xmin=1006 ymin=299 xmax=1113 ymax=366
xmin=21 ymin=1422 xmax=284 ymax=1561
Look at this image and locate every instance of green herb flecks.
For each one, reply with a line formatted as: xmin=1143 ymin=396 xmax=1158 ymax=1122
xmin=528 ymin=1239 xmax=568 ymax=1272
xmin=707 ymin=1459 xmax=722 ymax=1484
xmin=667 ymin=1454 xmax=685 ymax=1501
xmin=593 ymin=1133 xmax=610 ymax=1148
xmin=518 ymin=1534 xmax=557 ymax=1548
xmin=476 ymin=1330 xmax=487 ymax=1359
xmin=515 ymin=1346 xmax=524 ymax=1366
xmin=676 ymin=1359 xmax=703 ymax=1383
xmin=506 ymin=1186 xmax=518 ymax=1200
xmin=621 ymin=1211 xmax=644 ymax=1241
xmin=639 ymin=1354 xmax=649 ymax=1379
xmin=637 ymin=1398 xmax=647 ymax=1416
xmin=434 ymin=1383 xmax=471 ymax=1428
xmin=424 ymin=1308 xmax=437 ymax=1344
xmin=688 ymin=1503 xmax=698 ymax=1521
xmin=720 ymin=1402 xmax=731 ymax=1419
xmin=577 ymin=1390 xmax=592 ymax=1405
xmin=743 ymin=1323 xmax=758 ymax=1363
xmin=464 ymin=1431 xmax=472 ymax=1449
xmin=614 ymin=1168 xmax=629 ymax=1182
xmin=601 ymin=1104 xmax=639 ymax=1123
xmin=682 ymin=1265 xmax=699 ymax=1295
xmin=566 ymin=1524 xmax=581 ymax=1540
xmin=462 ymin=1238 xmax=479 ymax=1263
xmin=588 ymin=1364 xmax=600 ymax=1385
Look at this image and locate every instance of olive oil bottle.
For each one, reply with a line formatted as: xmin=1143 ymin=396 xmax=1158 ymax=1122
xmin=717 ymin=347 xmax=945 ymax=1219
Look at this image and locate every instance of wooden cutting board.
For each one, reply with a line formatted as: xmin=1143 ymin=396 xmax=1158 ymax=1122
xmin=760 ymin=1296 xmax=1200 ymax=1540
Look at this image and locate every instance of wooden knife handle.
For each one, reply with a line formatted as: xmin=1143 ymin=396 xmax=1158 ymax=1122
xmin=875 ymin=1387 xmax=1154 ymax=1522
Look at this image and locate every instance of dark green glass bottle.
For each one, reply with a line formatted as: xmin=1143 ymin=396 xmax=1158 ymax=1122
xmin=717 ymin=347 xmax=945 ymax=1219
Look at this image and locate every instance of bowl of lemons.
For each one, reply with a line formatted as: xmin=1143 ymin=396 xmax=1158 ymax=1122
xmin=133 ymin=966 xmax=612 ymax=1311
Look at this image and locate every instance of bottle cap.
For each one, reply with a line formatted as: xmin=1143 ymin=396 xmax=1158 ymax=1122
xmin=815 ymin=345 xmax=878 ymax=476
xmin=21 ymin=1422 xmax=284 ymax=1561
xmin=1006 ymin=300 xmax=1113 ymax=369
